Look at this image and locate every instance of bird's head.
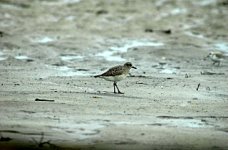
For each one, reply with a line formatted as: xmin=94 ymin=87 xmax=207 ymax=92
xmin=205 ymin=52 xmax=213 ymax=59
xmin=124 ymin=62 xmax=137 ymax=69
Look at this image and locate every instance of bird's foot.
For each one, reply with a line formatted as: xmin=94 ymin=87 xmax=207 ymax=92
xmin=114 ymin=91 xmax=124 ymax=94
xmin=118 ymin=91 xmax=124 ymax=94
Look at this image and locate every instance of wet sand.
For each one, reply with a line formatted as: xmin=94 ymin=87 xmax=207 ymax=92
xmin=0 ymin=0 xmax=228 ymax=149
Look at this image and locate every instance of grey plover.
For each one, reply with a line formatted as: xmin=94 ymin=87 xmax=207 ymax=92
xmin=206 ymin=51 xmax=227 ymax=66
xmin=94 ymin=62 xmax=137 ymax=94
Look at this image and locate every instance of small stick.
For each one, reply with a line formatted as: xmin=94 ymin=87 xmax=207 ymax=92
xmin=35 ymin=98 xmax=55 ymax=102
xmin=196 ymin=83 xmax=200 ymax=91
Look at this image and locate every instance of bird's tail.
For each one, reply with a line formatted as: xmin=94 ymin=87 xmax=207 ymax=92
xmin=94 ymin=75 xmax=101 ymax=78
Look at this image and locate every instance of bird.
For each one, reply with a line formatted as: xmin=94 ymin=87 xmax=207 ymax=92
xmin=94 ymin=62 xmax=137 ymax=94
xmin=206 ymin=51 xmax=227 ymax=66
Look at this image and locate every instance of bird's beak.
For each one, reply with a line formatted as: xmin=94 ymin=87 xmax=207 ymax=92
xmin=132 ymin=66 xmax=137 ymax=69
xmin=204 ymin=54 xmax=209 ymax=60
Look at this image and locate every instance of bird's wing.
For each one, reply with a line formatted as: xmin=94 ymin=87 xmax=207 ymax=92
xmin=100 ymin=65 xmax=125 ymax=76
xmin=215 ymin=52 xmax=225 ymax=58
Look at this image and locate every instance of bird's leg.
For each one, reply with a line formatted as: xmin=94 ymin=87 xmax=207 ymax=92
xmin=113 ymin=82 xmax=116 ymax=93
xmin=217 ymin=62 xmax=220 ymax=66
xmin=114 ymin=82 xmax=124 ymax=94
xmin=213 ymin=61 xmax=220 ymax=66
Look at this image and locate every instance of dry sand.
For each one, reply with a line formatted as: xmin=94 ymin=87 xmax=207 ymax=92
xmin=0 ymin=0 xmax=228 ymax=149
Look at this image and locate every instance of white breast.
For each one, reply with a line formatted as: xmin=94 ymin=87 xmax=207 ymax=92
xmin=101 ymin=74 xmax=127 ymax=82
xmin=210 ymin=55 xmax=222 ymax=62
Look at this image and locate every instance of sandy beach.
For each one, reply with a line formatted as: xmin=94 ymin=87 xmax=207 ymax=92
xmin=0 ymin=0 xmax=228 ymax=149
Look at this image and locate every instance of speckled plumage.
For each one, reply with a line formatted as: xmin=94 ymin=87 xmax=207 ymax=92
xmin=95 ymin=64 xmax=131 ymax=78
xmin=95 ymin=62 xmax=136 ymax=94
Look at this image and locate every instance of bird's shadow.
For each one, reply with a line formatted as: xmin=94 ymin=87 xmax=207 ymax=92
xmin=87 ymin=91 xmax=143 ymax=99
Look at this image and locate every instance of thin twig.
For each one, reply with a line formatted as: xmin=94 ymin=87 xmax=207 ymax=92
xmin=35 ymin=98 xmax=55 ymax=102
xmin=196 ymin=83 xmax=200 ymax=91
